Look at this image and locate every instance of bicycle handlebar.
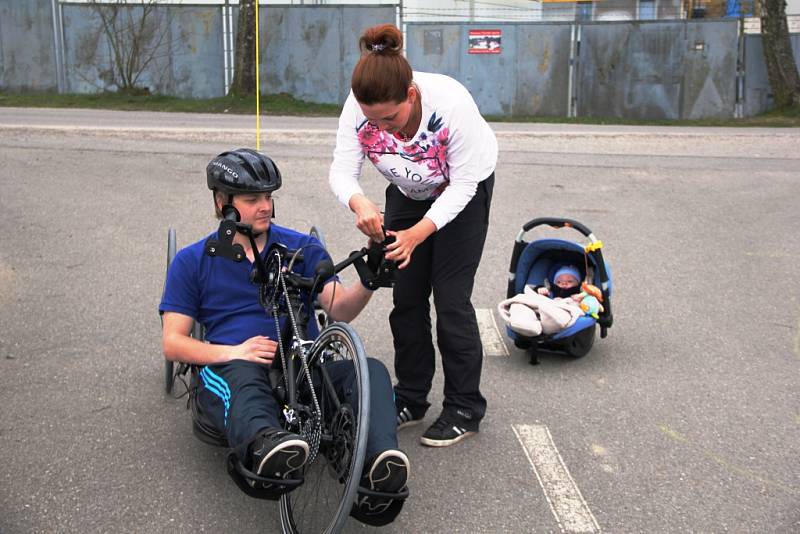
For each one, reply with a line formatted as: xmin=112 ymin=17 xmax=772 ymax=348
xmin=206 ymin=218 xmax=395 ymax=297
xmin=283 ymin=235 xmax=396 ymax=294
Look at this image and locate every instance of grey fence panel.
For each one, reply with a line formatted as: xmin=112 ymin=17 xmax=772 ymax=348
xmin=166 ymin=6 xmax=226 ymax=98
xmin=60 ymin=3 xmax=392 ymax=101
xmin=514 ymin=24 xmax=572 ymax=116
xmin=61 ymin=5 xmax=105 ymax=94
xmin=406 ymin=25 xmax=462 ymax=81
xmin=61 ymin=4 xmax=223 ymax=97
xmin=744 ymin=35 xmax=770 ymax=116
xmin=744 ymin=33 xmax=800 ymax=116
xmin=678 ymin=21 xmax=738 ymax=119
xmin=263 ymin=5 xmax=396 ymax=105
xmin=578 ymin=22 xmax=682 ymax=119
xmin=578 ymin=20 xmax=737 ymax=120
xmin=0 ymin=0 xmax=57 ymax=91
xmin=408 ymin=22 xmax=572 ymax=117
xmin=459 ymin=24 xmax=518 ymax=116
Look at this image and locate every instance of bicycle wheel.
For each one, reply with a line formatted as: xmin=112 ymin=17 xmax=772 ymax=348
xmin=279 ymin=323 xmax=370 ymax=534
xmin=163 ymin=228 xmax=177 ymax=394
xmin=309 ymin=225 xmax=328 ymax=251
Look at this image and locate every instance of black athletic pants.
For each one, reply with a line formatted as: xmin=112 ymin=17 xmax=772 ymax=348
xmin=196 ymin=357 xmax=398 ymax=463
xmin=384 ymin=174 xmax=494 ymax=428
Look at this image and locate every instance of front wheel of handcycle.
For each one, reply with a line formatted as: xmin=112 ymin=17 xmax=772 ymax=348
xmin=279 ymin=322 xmax=371 ymax=534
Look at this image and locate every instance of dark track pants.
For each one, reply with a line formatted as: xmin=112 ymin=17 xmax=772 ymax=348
xmin=384 ymin=174 xmax=494 ymax=427
xmin=195 ymin=357 xmax=398 ymax=463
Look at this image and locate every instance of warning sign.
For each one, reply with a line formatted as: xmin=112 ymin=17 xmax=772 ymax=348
xmin=468 ymin=29 xmax=501 ymax=54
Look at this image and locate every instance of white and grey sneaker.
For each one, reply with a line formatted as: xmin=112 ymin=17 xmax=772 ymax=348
xmin=250 ymin=428 xmax=309 ymax=487
xmin=355 ymin=449 xmax=410 ymax=516
xmin=419 ymin=413 xmax=477 ymax=447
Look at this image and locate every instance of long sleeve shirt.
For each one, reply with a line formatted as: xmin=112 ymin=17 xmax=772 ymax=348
xmin=329 ymin=71 xmax=498 ymax=230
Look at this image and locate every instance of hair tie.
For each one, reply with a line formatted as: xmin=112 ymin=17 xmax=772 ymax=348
xmin=369 ymin=43 xmax=386 ymax=53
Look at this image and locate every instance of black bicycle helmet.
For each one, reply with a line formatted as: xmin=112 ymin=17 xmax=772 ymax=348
xmin=206 ymin=148 xmax=282 ymax=195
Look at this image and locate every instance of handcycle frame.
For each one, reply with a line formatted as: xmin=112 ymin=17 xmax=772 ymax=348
xmin=164 ymin=213 xmax=406 ymax=534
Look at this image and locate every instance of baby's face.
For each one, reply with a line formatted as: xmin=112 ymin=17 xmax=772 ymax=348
xmin=555 ymin=275 xmax=579 ymax=289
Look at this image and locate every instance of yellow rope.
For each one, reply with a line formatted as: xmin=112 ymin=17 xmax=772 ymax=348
xmin=255 ymin=0 xmax=261 ymax=150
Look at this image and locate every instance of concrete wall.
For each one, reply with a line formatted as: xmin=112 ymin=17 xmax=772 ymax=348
xmin=0 ymin=0 xmax=58 ymax=91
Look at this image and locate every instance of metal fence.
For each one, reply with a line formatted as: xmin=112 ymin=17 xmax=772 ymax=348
xmin=0 ymin=0 xmax=397 ymax=101
xmin=408 ymin=19 xmax=798 ymax=119
xmin=576 ymin=20 xmax=739 ymax=119
xmin=0 ymin=0 xmax=798 ymax=119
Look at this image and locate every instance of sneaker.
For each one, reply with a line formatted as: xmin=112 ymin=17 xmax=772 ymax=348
xmin=419 ymin=412 xmax=477 ymax=447
xmin=355 ymin=450 xmax=410 ymax=517
xmin=396 ymin=401 xmax=425 ymax=430
xmin=250 ymin=428 xmax=309 ymax=487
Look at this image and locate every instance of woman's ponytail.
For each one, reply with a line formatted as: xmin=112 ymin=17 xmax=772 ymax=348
xmin=352 ymin=24 xmax=413 ymax=105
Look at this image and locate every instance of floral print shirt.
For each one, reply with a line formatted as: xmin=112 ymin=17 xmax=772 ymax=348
xmin=329 ymin=72 xmax=497 ymax=230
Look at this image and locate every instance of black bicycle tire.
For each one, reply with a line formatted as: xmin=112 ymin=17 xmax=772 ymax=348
xmin=164 ymin=228 xmax=177 ymax=394
xmin=309 ymin=225 xmax=328 ymax=251
xmin=279 ymin=322 xmax=371 ymax=534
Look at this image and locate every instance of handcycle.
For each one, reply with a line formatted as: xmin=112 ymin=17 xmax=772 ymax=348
xmin=161 ymin=214 xmax=405 ymax=534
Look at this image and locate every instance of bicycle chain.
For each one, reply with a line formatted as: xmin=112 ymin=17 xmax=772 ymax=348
xmin=269 ymin=253 xmax=322 ymax=464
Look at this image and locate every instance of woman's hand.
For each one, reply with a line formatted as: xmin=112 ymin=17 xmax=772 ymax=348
xmin=385 ymin=218 xmax=437 ymax=269
xmin=230 ymin=335 xmax=278 ymax=364
xmin=349 ymin=194 xmax=385 ymax=242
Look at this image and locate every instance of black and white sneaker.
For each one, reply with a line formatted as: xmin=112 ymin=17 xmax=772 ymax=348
xmin=249 ymin=428 xmax=309 ymax=487
xmin=419 ymin=413 xmax=477 ymax=447
xmin=396 ymin=402 xmax=425 ymax=430
xmin=355 ymin=450 xmax=410 ymax=517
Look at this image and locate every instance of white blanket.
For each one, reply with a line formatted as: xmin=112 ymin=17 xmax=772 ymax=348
xmin=497 ymin=285 xmax=584 ymax=337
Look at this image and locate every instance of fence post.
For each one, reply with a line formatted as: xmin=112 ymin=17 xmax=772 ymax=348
xmin=222 ymin=1 xmax=230 ymax=94
xmin=50 ymin=0 xmax=66 ymax=94
xmin=398 ymin=0 xmax=405 ymax=58
xmin=567 ymin=23 xmax=581 ymax=117
xmin=735 ymin=14 xmax=746 ymax=118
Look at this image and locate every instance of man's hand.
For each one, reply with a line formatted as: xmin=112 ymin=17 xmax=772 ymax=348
xmin=349 ymin=194 xmax=385 ymax=243
xmin=231 ymin=335 xmax=278 ymax=364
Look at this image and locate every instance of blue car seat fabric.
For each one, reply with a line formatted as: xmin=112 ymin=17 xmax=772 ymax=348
xmin=509 ymin=238 xmax=611 ymax=341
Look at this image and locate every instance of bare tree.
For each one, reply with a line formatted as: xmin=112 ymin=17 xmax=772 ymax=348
xmin=88 ymin=0 xmax=172 ymax=95
xmin=761 ymin=0 xmax=800 ymax=109
xmin=229 ymin=0 xmax=257 ymax=97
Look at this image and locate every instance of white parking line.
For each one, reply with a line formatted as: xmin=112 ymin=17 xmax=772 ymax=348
xmin=512 ymin=424 xmax=601 ymax=533
xmin=476 ymin=308 xmax=509 ymax=357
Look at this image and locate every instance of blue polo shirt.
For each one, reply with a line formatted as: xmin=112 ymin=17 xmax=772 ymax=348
xmin=159 ymin=224 xmax=333 ymax=344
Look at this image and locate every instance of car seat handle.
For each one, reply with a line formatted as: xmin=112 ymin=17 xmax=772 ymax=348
xmin=521 ymin=217 xmax=593 ymax=238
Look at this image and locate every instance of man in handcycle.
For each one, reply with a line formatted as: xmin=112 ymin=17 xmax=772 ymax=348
xmin=159 ymin=148 xmax=408 ymax=525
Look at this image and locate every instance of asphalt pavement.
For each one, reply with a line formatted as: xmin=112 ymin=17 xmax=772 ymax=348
xmin=0 ymin=108 xmax=798 ymax=533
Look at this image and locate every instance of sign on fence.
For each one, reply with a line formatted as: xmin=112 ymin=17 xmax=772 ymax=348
xmin=468 ymin=29 xmax=502 ymax=54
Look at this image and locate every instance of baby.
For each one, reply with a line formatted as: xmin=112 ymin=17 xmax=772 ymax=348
xmin=535 ymin=265 xmax=583 ymax=300
xmin=498 ymin=264 xmax=587 ymax=338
